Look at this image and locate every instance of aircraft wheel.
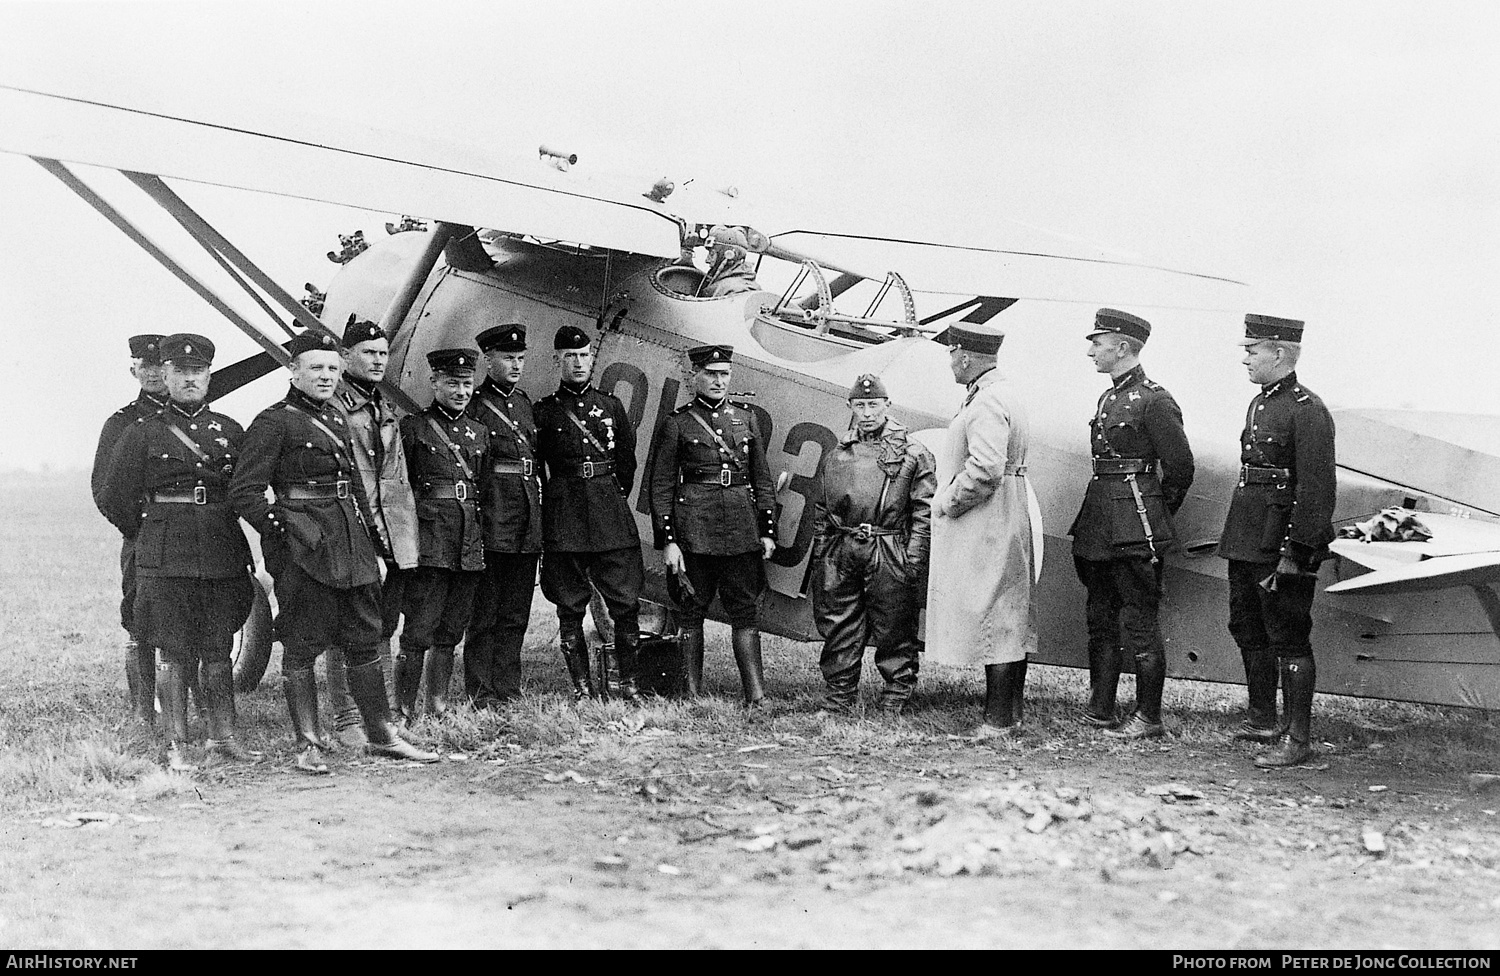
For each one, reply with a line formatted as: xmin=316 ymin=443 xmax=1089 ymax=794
xmin=232 ymin=570 xmax=276 ymax=693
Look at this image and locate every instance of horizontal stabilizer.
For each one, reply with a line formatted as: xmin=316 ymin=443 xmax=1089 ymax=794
xmin=1327 ymin=550 xmax=1500 ymax=595
xmin=0 ymin=85 xmax=683 ymax=258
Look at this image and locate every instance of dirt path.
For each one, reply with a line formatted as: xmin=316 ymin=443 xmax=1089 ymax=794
xmin=4 ymin=703 xmax=1498 ymax=949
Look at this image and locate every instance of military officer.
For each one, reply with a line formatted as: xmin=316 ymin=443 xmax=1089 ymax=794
xmin=1070 ymin=309 xmax=1195 ymax=740
xmin=810 ymin=374 xmax=935 ymax=715
xmin=535 ymin=325 xmax=645 ymax=703
xmin=230 ymin=330 xmax=436 ymax=773
xmin=465 ymin=323 xmax=543 ymax=707
xmin=395 ymin=347 xmax=490 ymax=720
xmin=1218 ymin=314 xmax=1336 ymax=768
xmin=92 ymin=334 xmax=169 ymax=726
xmin=325 ymin=316 xmax=419 ymax=748
xmin=647 ymin=345 xmax=777 ymax=705
xmin=100 ymin=334 xmax=257 ymax=770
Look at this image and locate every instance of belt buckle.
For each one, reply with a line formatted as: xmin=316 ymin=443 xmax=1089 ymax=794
xmin=455 ymin=481 xmax=468 ymax=502
xmin=192 ymin=485 xmax=207 ymax=505
xmin=856 ymin=522 xmax=873 ymax=541
xmin=522 ymin=458 xmax=534 ymax=477
xmin=719 ymin=468 xmax=732 ymax=487
xmin=336 ymin=480 xmax=350 ymax=499
xmin=582 ymin=460 xmax=595 ymax=479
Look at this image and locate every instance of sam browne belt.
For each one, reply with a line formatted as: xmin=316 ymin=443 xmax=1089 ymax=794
xmin=680 ymin=468 xmax=750 ymax=487
xmin=149 ymin=486 xmax=228 ymax=505
xmin=554 ymin=459 xmax=616 ymax=479
xmin=278 ymin=480 xmax=351 ymax=500
xmin=1241 ymin=464 xmax=1292 ymax=485
xmin=418 ymin=479 xmax=476 ymax=502
xmin=1092 ymin=457 xmax=1151 ymax=475
xmin=492 ymin=459 xmax=535 ymax=477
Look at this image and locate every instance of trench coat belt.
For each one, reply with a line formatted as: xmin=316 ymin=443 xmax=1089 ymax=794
xmin=279 ymin=480 xmax=351 ymax=500
xmin=418 ymin=479 xmax=476 ymax=502
xmin=680 ymin=468 xmax=750 ymax=487
xmin=492 ymin=459 xmax=535 ymax=477
xmin=149 ymin=486 xmax=227 ymax=505
xmin=554 ymin=459 xmax=616 ymax=479
xmin=1091 ymin=457 xmax=1150 ymax=475
xmin=1004 ymin=464 xmax=1028 ymax=477
xmin=1241 ymin=464 xmax=1292 ymax=484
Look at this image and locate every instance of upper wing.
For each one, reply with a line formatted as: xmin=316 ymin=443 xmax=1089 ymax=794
xmin=0 ymin=84 xmax=684 ymax=258
xmin=768 ymin=230 xmax=1249 ymax=311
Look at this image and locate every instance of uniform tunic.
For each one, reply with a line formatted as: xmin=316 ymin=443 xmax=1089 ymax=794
xmin=926 ymin=370 xmax=1038 ymax=666
xmin=647 ymin=394 xmax=776 ymax=626
xmin=1218 ymin=372 xmax=1337 ymax=667
xmin=811 ymin=418 xmax=935 ymax=699
xmin=399 ymin=403 xmax=489 ymax=649
xmin=535 ymin=381 xmax=643 ymax=625
xmin=229 ymin=385 xmax=382 ymax=657
xmin=99 ymin=400 xmax=253 ymax=659
xmin=1069 ymin=365 xmax=1194 ymax=561
xmin=92 ymin=390 xmax=168 ymax=635
xmin=466 ymin=378 xmax=543 ymax=701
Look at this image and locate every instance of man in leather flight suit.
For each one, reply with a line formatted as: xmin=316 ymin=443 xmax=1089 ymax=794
xmin=395 ymin=348 xmax=490 ymax=721
xmin=100 ymin=334 xmax=257 ymax=770
xmin=1070 ymin=309 xmax=1195 ymax=740
xmin=647 ymin=344 xmax=777 ymax=705
xmin=1219 ymin=314 xmax=1336 ymax=768
xmin=230 ymin=330 xmax=436 ymax=773
xmin=465 ymin=324 xmax=543 ymax=707
xmin=810 ymin=374 xmax=935 ymax=715
xmin=92 ymin=333 xmax=169 ymax=727
xmin=535 ymin=325 xmax=645 ymax=703
xmin=325 ymin=316 xmax=419 ymax=748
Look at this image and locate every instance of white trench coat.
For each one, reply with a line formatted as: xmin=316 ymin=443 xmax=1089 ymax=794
xmin=925 ymin=369 xmax=1039 ymax=666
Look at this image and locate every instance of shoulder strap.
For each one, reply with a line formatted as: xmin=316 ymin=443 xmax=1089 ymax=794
xmin=683 ymin=408 xmax=746 ymax=472
xmin=425 ymin=415 xmax=477 ymax=481
xmin=157 ymin=414 xmax=211 ymax=465
xmin=283 ymin=402 xmax=349 ymax=457
xmin=560 ymin=402 xmax=610 ymax=455
xmin=478 ymin=397 xmax=533 ymax=458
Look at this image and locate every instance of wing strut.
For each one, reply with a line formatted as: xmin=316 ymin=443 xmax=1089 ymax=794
xmin=33 ymin=158 xmax=294 ymax=370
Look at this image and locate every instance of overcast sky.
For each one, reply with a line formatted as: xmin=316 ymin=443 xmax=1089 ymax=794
xmin=1 ymin=0 xmax=1497 ymax=471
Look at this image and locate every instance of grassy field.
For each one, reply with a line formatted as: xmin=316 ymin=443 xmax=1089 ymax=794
xmin=4 ymin=470 xmax=1500 ymax=948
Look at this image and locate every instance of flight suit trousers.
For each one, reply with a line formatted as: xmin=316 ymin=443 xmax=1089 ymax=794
xmin=813 ymin=541 xmax=921 ymax=706
xmin=465 ymin=551 xmax=540 ymax=702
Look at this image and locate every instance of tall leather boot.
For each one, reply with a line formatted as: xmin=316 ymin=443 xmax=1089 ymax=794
xmin=283 ymin=666 xmax=330 ymax=775
xmin=325 ymin=646 xmax=368 ymax=749
xmin=681 ymin=624 xmax=705 ymax=699
xmin=730 ymin=627 xmax=767 ymax=707
xmin=1277 ymin=658 xmax=1292 ymax=737
xmin=126 ymin=639 xmax=157 ymax=727
xmin=599 ymin=643 xmax=622 ymax=701
xmin=1085 ymin=642 xmax=1121 ymax=726
xmin=393 ymin=651 xmax=424 ymax=724
xmin=558 ymin=620 xmax=595 ymax=702
xmin=613 ymin=630 xmax=645 ymax=704
xmin=977 ymin=662 xmax=1020 ymax=737
xmin=186 ymin=660 xmax=208 ymax=725
xmin=1011 ymin=658 xmax=1029 ymax=725
xmin=157 ymin=660 xmax=196 ymax=772
xmin=1235 ymin=645 xmax=1280 ymax=740
xmin=202 ymin=660 xmax=261 ymax=762
xmin=423 ymin=646 xmax=455 ymax=718
xmin=1257 ymin=656 xmax=1315 ymax=767
xmin=346 ymin=658 xmax=440 ymax=763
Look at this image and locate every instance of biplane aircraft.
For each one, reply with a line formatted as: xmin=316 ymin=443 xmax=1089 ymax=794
xmin=3 ymin=82 xmax=1498 ymax=710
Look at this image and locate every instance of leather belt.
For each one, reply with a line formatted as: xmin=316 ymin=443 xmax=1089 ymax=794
xmin=681 ymin=468 xmax=750 ymax=487
xmin=279 ymin=480 xmax=351 ymax=500
xmin=1092 ymin=458 xmax=1150 ymax=475
xmin=832 ymin=520 xmax=898 ymax=542
xmin=492 ymin=459 xmax=535 ymax=477
xmin=419 ymin=480 xmax=475 ymax=502
xmin=1005 ymin=464 xmax=1028 ymax=477
xmin=555 ymin=459 xmax=616 ymax=479
xmin=1241 ymin=464 xmax=1292 ymax=484
xmin=149 ymin=486 xmax=227 ymax=505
